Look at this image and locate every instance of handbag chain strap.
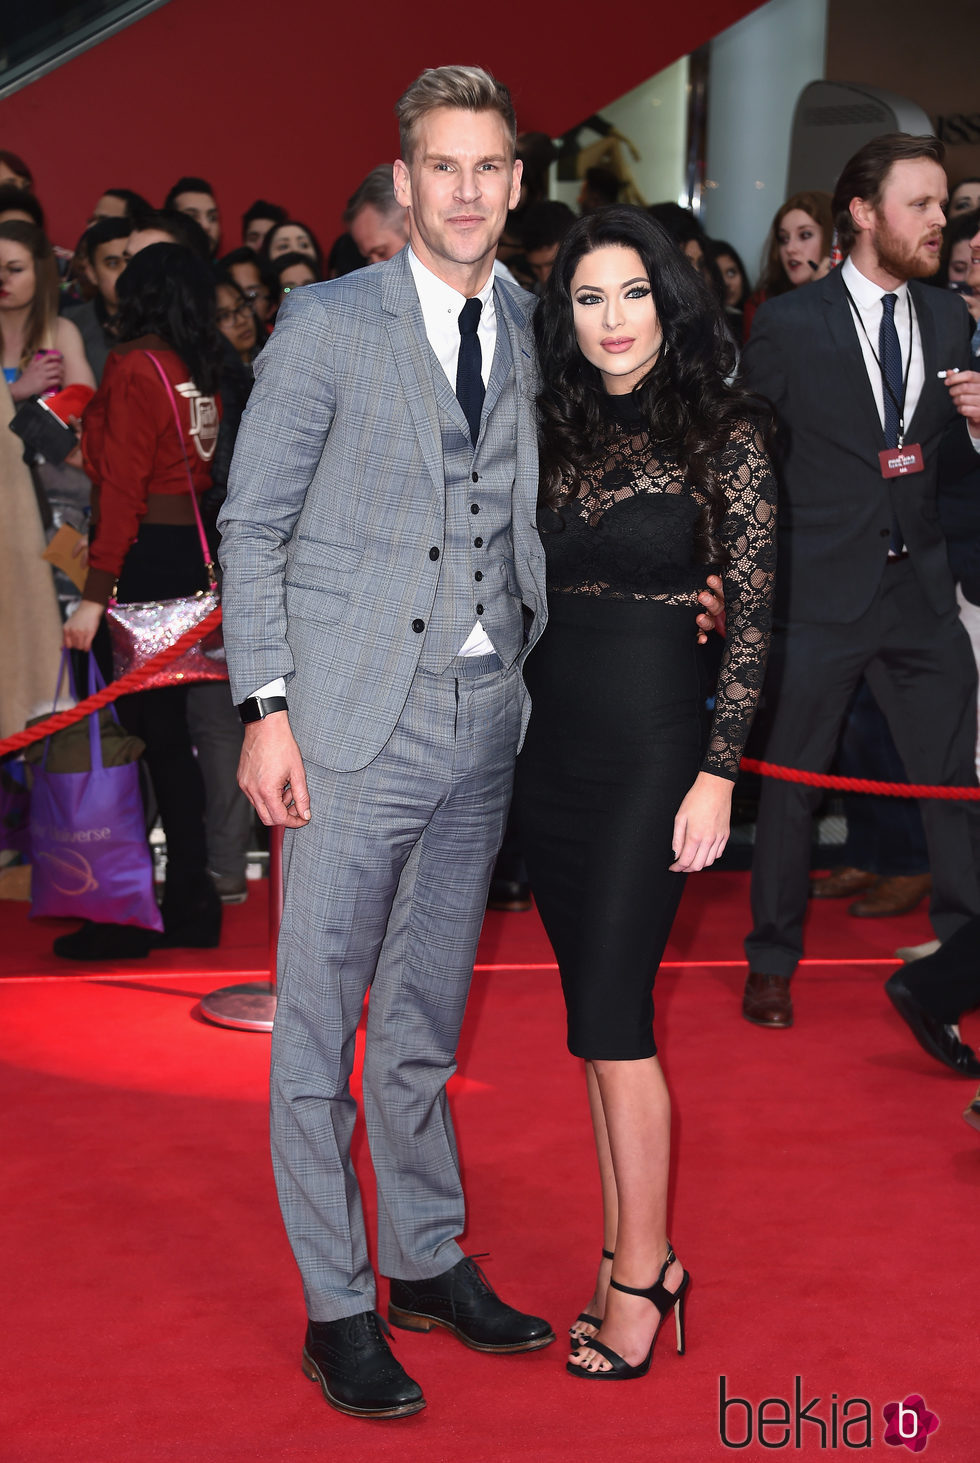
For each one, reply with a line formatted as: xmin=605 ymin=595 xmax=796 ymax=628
xmin=142 ymin=351 xmax=217 ymax=588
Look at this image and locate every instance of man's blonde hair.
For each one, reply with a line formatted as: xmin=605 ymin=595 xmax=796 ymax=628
xmin=395 ymin=66 xmax=517 ymax=165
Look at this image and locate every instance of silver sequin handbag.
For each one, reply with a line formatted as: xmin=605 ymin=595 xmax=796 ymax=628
xmin=106 ymin=352 xmax=228 ymax=689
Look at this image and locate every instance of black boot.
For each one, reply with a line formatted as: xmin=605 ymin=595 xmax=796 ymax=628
xmin=53 ymin=921 xmax=154 ymax=961
xmin=158 ymin=870 xmax=223 ymax=948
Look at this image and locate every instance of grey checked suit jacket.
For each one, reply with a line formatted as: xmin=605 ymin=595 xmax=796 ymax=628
xmin=217 ymin=249 xmax=547 ymax=772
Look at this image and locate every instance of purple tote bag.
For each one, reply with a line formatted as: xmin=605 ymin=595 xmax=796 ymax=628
xmin=29 ymin=654 xmax=163 ymax=931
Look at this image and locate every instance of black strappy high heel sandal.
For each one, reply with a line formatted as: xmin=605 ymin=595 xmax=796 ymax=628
xmin=569 ymin=1248 xmax=615 ymax=1343
xmin=566 ymin=1243 xmax=690 ymax=1381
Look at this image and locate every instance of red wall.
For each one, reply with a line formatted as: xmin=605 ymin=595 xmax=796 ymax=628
xmin=0 ymin=0 xmax=761 ymax=254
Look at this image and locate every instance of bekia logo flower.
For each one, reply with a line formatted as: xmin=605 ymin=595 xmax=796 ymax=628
xmin=882 ymin=1395 xmax=939 ymax=1452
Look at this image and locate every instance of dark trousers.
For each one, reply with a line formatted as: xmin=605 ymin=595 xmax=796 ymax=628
xmin=837 ymin=679 xmax=928 ymax=877
xmin=112 ymin=523 xmax=211 ymax=884
xmin=901 ymin=916 xmax=980 ymax=1022
xmin=746 ymin=562 xmax=980 ymax=978
xmin=116 ymin=684 xmax=209 ymax=882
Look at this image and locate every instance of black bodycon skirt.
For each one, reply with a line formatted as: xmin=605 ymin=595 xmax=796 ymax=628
xmin=513 ymin=596 xmax=705 ymax=1060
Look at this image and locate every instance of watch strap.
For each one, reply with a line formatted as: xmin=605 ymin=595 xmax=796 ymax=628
xmin=238 ymin=694 xmax=288 ymax=724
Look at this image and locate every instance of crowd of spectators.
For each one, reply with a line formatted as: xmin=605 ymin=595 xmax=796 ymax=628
xmin=1 ymin=139 xmax=979 ymax=997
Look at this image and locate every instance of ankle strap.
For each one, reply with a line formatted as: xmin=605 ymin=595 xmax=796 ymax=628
xmin=608 ymin=1243 xmax=677 ymax=1300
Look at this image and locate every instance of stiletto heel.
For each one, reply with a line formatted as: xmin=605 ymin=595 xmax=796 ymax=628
xmin=567 ymin=1242 xmax=690 ymax=1381
xmin=569 ymin=1248 xmax=615 ymax=1341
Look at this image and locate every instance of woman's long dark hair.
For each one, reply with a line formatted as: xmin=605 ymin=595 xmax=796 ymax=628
xmin=114 ymin=243 xmax=223 ymax=395
xmin=535 ymin=206 xmax=766 ymax=565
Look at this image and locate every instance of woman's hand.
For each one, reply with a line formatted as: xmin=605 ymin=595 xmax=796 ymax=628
xmin=670 ymin=770 xmax=733 ymax=872
xmin=10 ymin=351 xmax=64 ymax=401
xmin=64 ymin=412 xmax=84 ymax=471
xmin=62 ymin=599 xmax=103 ymax=652
xmin=71 ymin=531 xmax=89 ymax=569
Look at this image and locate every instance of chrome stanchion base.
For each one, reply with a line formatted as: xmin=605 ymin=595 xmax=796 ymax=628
xmin=200 ymin=827 xmax=283 ymax=1033
xmin=199 ymin=982 xmax=276 ymax=1032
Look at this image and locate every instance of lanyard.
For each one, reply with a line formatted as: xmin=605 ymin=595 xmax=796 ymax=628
xmin=842 ymin=283 xmax=914 ymax=445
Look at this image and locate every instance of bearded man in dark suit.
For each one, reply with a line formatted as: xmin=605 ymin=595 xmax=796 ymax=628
xmin=740 ymin=133 xmax=980 ymax=1030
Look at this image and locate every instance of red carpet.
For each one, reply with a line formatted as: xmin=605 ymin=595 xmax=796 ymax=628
xmin=2 ymin=874 xmax=976 ymax=1461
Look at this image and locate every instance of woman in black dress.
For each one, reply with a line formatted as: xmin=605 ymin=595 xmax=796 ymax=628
xmin=513 ymin=208 xmax=775 ymax=1380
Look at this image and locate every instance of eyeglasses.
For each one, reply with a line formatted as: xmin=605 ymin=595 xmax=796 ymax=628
xmin=216 ymin=302 xmax=254 ymax=325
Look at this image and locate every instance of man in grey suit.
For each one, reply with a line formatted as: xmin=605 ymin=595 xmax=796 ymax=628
xmin=217 ymin=66 xmax=553 ymax=1419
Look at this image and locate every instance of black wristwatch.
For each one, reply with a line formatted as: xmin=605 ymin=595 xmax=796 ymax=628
xmin=238 ymin=694 xmax=289 ymax=724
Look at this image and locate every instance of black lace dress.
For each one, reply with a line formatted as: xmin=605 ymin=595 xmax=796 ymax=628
xmin=513 ymin=393 xmax=776 ymax=1059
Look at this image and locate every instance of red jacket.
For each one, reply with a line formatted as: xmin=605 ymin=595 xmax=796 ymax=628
xmin=82 ymin=336 xmax=221 ymax=604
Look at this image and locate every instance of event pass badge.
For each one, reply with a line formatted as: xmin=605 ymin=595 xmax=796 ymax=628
xmin=879 ymin=442 xmax=924 ymax=477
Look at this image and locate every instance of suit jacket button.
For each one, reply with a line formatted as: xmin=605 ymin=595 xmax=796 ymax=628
xmin=412 ymin=618 xmax=425 ymax=632
xmin=474 ymin=537 xmax=483 ymax=547
xmin=472 ymin=471 xmax=479 ymax=482
xmin=429 ymin=546 xmax=440 ymax=560
xmin=474 ymin=570 xmax=483 ymax=581
xmin=470 ymin=503 xmax=480 ymax=514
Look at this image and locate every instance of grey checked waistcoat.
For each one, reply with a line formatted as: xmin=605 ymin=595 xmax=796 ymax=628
xmin=419 ymin=318 xmax=525 ymax=673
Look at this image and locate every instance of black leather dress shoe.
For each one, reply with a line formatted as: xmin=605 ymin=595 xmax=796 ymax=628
xmin=388 ymin=1255 xmax=554 ymax=1353
xmin=884 ymin=973 xmax=980 ymax=1078
xmin=301 ymin=1312 xmax=425 ymax=1419
xmin=742 ymin=971 xmax=793 ymax=1028
xmin=486 ymin=878 xmax=532 ymax=912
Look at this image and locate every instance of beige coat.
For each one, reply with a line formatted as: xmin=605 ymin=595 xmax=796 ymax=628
xmin=0 ymin=376 xmax=64 ymax=739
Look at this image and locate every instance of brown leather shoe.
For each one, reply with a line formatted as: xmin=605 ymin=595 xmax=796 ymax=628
xmin=849 ymin=874 xmax=931 ymax=918
xmin=809 ymin=866 xmax=877 ymax=899
xmin=742 ymin=971 xmax=793 ymax=1028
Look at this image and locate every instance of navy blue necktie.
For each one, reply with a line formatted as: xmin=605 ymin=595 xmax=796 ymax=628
xmin=879 ymin=292 xmax=905 ymax=553
xmin=456 ymin=297 xmax=484 ymax=446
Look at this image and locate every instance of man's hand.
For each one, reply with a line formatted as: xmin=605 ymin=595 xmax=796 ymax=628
xmin=696 ymin=573 xmax=725 ymax=644
xmin=238 ymin=713 xmax=312 ymax=827
xmin=946 ymin=369 xmax=980 ymax=438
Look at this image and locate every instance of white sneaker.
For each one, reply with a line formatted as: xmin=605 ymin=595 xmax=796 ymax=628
xmin=894 ymin=938 xmax=941 ymax=963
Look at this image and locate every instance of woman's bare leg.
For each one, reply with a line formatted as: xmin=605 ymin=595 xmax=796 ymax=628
xmin=569 ymin=1062 xmax=618 ymax=1345
xmin=568 ymin=1054 xmax=684 ymax=1373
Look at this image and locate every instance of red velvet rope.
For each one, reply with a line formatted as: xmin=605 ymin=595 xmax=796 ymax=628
xmin=738 ymin=757 xmax=980 ymax=801
xmin=2 ymin=617 xmax=979 ymax=802
xmin=0 ymin=605 xmax=223 ymax=758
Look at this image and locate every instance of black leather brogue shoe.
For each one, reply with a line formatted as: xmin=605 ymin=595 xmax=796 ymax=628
xmin=884 ymin=973 xmax=980 ymax=1078
xmin=388 ymin=1255 xmax=555 ymax=1353
xmin=301 ymin=1312 xmax=425 ymax=1419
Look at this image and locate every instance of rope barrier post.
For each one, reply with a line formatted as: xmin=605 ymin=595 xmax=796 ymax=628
xmin=199 ymin=825 xmax=281 ymax=1033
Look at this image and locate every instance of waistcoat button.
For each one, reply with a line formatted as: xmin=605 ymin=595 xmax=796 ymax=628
xmin=474 ymin=571 xmax=483 ymax=581
xmin=412 ymin=618 xmax=425 ymax=632
xmin=470 ymin=503 xmax=480 ymax=514
xmin=429 ymin=546 xmax=440 ymax=560
xmin=476 ymin=603 xmax=484 ymax=615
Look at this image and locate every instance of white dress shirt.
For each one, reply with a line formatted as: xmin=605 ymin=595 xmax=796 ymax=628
xmin=253 ymin=252 xmax=499 ymax=699
xmin=840 ymin=255 xmax=924 ymax=436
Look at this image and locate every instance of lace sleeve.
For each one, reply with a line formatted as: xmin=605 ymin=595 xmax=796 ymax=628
xmin=702 ymin=421 xmax=776 ymax=780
